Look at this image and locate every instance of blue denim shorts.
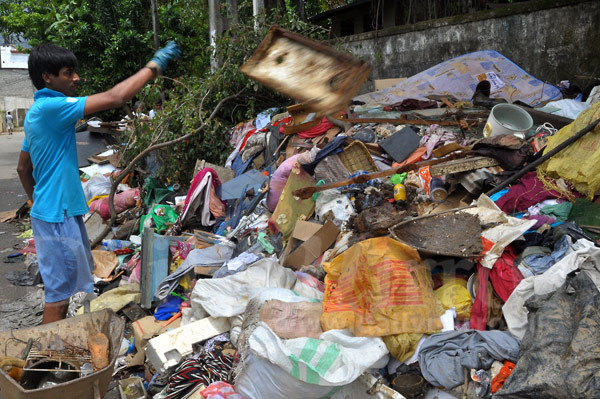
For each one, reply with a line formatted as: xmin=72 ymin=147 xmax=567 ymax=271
xmin=31 ymin=214 xmax=95 ymax=303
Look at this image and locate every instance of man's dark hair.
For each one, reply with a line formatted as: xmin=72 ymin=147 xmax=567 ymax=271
xmin=28 ymin=44 xmax=78 ymax=90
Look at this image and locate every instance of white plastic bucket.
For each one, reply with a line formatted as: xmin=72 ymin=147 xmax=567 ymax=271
xmin=483 ymin=103 xmax=533 ymax=138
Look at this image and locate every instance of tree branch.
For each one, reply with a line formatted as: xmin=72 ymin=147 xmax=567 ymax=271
xmin=89 ymin=90 xmax=243 ymax=248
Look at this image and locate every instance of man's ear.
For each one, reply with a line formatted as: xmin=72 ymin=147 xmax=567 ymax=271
xmin=42 ymin=72 xmax=52 ymax=85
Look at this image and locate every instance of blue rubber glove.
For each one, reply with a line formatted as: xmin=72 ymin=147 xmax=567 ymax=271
xmin=146 ymin=41 xmax=181 ymax=75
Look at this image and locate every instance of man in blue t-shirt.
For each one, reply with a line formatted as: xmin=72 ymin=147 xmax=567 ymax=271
xmin=17 ymin=42 xmax=180 ymax=324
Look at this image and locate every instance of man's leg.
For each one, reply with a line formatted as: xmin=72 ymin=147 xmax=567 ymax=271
xmin=42 ymin=299 xmax=69 ymax=324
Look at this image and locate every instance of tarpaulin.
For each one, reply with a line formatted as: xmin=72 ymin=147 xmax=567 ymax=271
xmin=355 ymin=50 xmax=561 ymax=107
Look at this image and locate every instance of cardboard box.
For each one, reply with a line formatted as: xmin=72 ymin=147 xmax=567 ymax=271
xmin=282 ymin=220 xmax=340 ymax=270
xmin=374 ymin=78 xmax=406 ymax=90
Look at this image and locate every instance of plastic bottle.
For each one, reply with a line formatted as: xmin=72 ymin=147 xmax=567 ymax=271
xmin=102 ymin=239 xmax=132 ymax=251
xmin=391 ymin=173 xmax=407 ymax=203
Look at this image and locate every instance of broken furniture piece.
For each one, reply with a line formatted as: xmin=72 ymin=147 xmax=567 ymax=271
xmin=241 ymin=26 xmax=370 ymax=114
xmin=140 ymin=227 xmax=189 ymax=309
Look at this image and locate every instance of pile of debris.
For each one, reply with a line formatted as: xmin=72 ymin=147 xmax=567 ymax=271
xmin=3 ymin=27 xmax=600 ymax=399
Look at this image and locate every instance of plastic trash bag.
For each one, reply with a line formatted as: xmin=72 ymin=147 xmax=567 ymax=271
xmin=321 ymin=237 xmax=442 ymax=337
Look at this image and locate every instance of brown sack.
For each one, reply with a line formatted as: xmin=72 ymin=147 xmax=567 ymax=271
xmin=259 ymin=299 xmax=323 ymax=339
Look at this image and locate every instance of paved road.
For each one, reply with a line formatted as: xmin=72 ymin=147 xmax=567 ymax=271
xmin=0 ymin=127 xmax=109 ymax=330
xmin=0 ymin=128 xmax=40 ymax=312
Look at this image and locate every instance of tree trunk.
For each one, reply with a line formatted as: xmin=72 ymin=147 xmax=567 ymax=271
xmin=151 ymin=0 xmax=160 ymax=49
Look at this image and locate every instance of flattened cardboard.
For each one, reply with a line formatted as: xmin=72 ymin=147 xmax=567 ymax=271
xmin=282 ymin=220 xmax=340 ymax=270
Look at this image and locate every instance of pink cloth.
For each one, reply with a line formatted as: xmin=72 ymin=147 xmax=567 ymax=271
xmin=89 ymin=188 xmax=139 ymax=220
xmin=266 ymin=153 xmax=305 ymax=211
xmin=526 ymin=214 xmax=556 ymax=229
xmin=495 ymin=172 xmax=565 ymax=214
xmin=201 ymin=382 xmax=245 ymax=399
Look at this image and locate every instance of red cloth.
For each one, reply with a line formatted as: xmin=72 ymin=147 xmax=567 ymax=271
xmin=470 ymin=263 xmax=491 ymax=330
xmin=273 ymin=116 xmax=292 ymax=127
xmin=284 ymin=117 xmax=335 ymax=139
xmin=495 ymin=171 xmax=565 ymax=213
xmin=239 ymin=128 xmax=257 ymax=151
xmin=490 ymin=246 xmax=523 ymax=302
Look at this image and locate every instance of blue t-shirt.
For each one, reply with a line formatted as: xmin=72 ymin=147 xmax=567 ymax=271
xmin=22 ymin=88 xmax=89 ymax=222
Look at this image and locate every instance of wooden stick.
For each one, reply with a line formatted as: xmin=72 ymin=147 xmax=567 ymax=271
xmin=293 ymin=151 xmax=474 ymax=199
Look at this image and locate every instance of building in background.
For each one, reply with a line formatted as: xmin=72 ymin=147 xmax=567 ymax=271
xmin=0 ymin=34 xmax=34 ymax=132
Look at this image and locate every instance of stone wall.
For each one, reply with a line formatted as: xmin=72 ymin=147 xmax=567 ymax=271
xmin=0 ymin=69 xmax=34 ymax=130
xmin=334 ymin=0 xmax=599 ymax=93
xmin=0 ymin=69 xmax=34 ymax=99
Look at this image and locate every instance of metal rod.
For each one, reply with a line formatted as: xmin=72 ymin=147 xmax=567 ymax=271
xmin=486 ymin=117 xmax=600 ymax=197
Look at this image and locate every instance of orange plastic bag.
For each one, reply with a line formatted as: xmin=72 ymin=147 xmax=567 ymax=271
xmin=321 ymin=237 xmax=442 ymax=337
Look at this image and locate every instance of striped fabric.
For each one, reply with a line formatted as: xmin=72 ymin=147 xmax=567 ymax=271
xmin=165 ymin=352 xmax=234 ymax=399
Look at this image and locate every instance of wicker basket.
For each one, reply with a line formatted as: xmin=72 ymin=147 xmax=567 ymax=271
xmin=338 ymin=140 xmax=378 ymax=173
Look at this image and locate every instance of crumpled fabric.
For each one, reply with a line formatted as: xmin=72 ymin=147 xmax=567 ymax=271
xmin=495 ymin=271 xmax=600 ymax=399
xmin=201 ymin=382 xmax=244 ymax=399
xmin=230 ymin=120 xmax=255 ymax=147
xmin=420 ymin=125 xmax=463 ymax=159
xmin=165 ymin=352 xmax=235 ymax=399
xmin=470 ymin=264 xmax=491 ymax=330
xmin=241 ymin=132 xmax=266 ymax=163
xmin=520 ymin=234 xmax=573 ymax=275
xmin=155 ymin=241 xmax=235 ymax=300
xmin=495 ymin=172 xmax=565 ymax=214
xmin=489 ymin=246 xmax=522 ymax=302
xmin=527 ymin=199 xmax=561 ymax=216
xmin=540 ymin=201 xmax=573 ymax=222
xmin=213 ymin=252 xmax=262 ymax=279
xmin=179 ymin=168 xmax=225 ymax=228
xmin=526 ymin=214 xmax=556 ymax=229
xmin=300 ymin=135 xmax=346 ymax=175
xmin=418 ymin=330 xmax=521 ymax=389
xmin=383 ymin=98 xmax=438 ymax=111
xmin=154 ymin=295 xmax=183 ymax=321
xmin=289 ymin=116 xmax=334 ymax=139
xmin=473 ymin=134 xmax=531 ymax=170
xmin=503 ymin=238 xmax=600 ymax=339
xmin=89 ymin=188 xmax=139 ymax=220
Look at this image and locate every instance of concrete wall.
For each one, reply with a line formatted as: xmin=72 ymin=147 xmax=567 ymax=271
xmin=334 ymin=0 xmax=600 ymax=93
xmin=0 ymin=69 xmax=34 ymax=131
xmin=0 ymin=69 xmax=34 ymax=99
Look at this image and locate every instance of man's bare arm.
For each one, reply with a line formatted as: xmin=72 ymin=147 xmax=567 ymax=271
xmin=16 ymin=150 xmax=35 ymax=202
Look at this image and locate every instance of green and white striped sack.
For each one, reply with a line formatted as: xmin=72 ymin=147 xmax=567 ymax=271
xmin=248 ymin=323 xmax=389 ymax=386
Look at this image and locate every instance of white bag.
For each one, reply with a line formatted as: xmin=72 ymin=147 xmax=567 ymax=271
xmin=235 ymin=327 xmax=388 ymax=399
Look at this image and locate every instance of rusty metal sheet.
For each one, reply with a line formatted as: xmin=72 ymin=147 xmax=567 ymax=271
xmin=241 ymin=26 xmax=371 ymax=114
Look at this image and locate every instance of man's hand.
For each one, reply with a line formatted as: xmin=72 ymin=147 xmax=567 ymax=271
xmin=146 ymin=41 xmax=181 ymax=75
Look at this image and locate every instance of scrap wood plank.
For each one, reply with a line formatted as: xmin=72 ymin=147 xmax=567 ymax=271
xmin=429 ymin=156 xmax=499 ymax=176
xmin=341 ymin=117 xmax=474 ymax=126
